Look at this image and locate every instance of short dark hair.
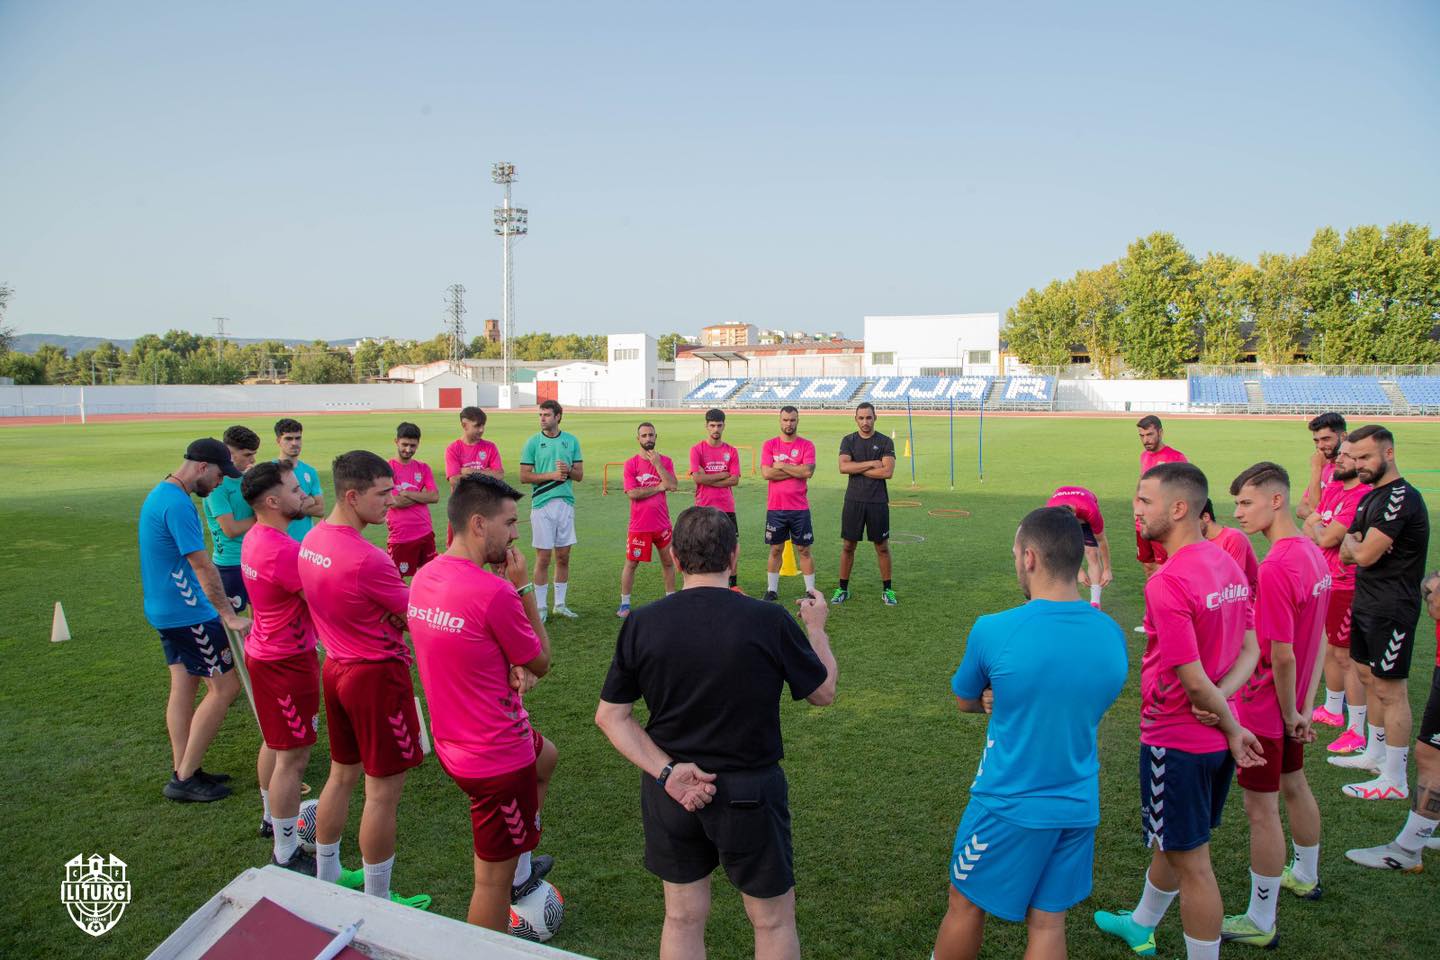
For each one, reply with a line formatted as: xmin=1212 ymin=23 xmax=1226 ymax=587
xmin=460 ymin=406 xmax=486 ymax=425
xmin=1017 ymin=507 xmax=1084 ymax=580
xmin=1142 ymin=461 xmax=1209 ymax=518
xmin=1200 ymin=498 xmax=1216 ymax=522
xmin=780 ymin=405 xmax=799 ymax=416
xmin=448 ymin=473 xmax=524 ymax=530
xmin=331 ymin=450 xmax=392 ymax=498
xmin=1347 ymin=424 xmax=1394 ymax=448
xmin=1308 ymin=412 xmax=1346 ymax=434
xmin=637 ymin=421 xmax=656 ymax=433
xmin=242 ymin=460 xmax=292 ymax=505
xmin=856 ymin=401 xmax=876 ymax=415
xmin=540 ymin=399 xmax=563 ymax=418
xmin=1136 ymin=415 xmax=1163 ymax=431
xmin=704 ymin=408 xmax=726 ymax=423
xmin=672 ymin=506 xmax=737 ymax=575
xmin=396 ymin=421 xmax=421 ymax=441
xmin=1231 ymin=461 xmax=1291 ymax=497
xmin=274 ymin=417 xmax=303 ymax=437
xmin=223 ymin=425 xmax=260 ymax=451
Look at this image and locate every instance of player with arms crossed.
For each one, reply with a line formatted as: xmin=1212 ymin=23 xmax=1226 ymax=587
xmin=618 ymin=422 xmax=679 ymax=617
xmin=1295 ymin=412 xmax=1345 ymax=520
xmin=274 ymin=418 xmax=325 ymax=542
xmin=688 ymin=408 xmax=742 ymax=591
xmin=409 ymin=474 xmax=560 ymax=930
xmin=1094 ymin=462 xmax=1263 ymax=960
xmin=387 ymin=422 xmax=440 ymax=578
xmin=300 ymin=451 xmax=430 ymax=908
xmin=444 ymin=406 xmax=504 ymax=546
xmin=834 ymin=402 xmax=898 ymax=606
xmin=933 ymin=507 xmax=1127 ymax=960
xmin=1045 ymin=485 xmax=1112 ymax=608
xmin=1219 ymin=463 xmax=1329 ymax=946
xmin=520 ymin=400 xmax=584 ymax=621
xmin=1134 ymin=416 xmax=1188 ymax=577
xmin=202 ymin=425 xmax=260 ymax=615
xmin=761 ymin=405 xmax=818 ymax=602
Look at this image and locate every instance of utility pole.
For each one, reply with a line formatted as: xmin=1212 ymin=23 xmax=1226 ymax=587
xmin=491 ymin=163 xmax=528 ymax=389
xmin=445 ymin=284 xmax=467 ymax=368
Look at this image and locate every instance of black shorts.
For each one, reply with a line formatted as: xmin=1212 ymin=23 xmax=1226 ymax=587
xmin=725 ymin=512 xmax=740 ymax=540
xmin=1079 ymin=522 xmax=1098 ymax=549
xmin=1139 ymin=744 xmax=1233 ymax=852
xmin=640 ymin=765 xmax=794 ymax=899
xmin=218 ymin=564 xmax=250 ymax=614
xmin=764 ymin=510 xmax=814 ymax=547
xmin=841 ymin=500 xmax=889 ymax=543
xmin=158 ymin=618 xmax=236 ymax=678
xmin=1351 ymin=609 xmax=1419 ymax=680
xmin=1419 ymin=666 xmax=1440 ymax=751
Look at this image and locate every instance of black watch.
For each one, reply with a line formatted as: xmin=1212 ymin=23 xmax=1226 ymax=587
xmin=656 ymin=762 xmax=674 ymax=787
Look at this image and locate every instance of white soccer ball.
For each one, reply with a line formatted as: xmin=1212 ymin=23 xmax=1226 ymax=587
xmin=509 ymin=879 xmax=565 ymax=943
xmin=296 ymin=798 xmax=319 ymax=853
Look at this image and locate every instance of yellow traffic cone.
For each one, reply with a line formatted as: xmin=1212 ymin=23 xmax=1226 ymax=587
xmin=51 ymin=601 xmax=71 ymax=643
xmin=780 ymin=541 xmax=799 ymax=576
xmin=903 ymin=436 xmax=911 ymax=458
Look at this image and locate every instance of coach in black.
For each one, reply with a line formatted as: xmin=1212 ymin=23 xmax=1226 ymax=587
xmin=596 ymin=506 xmax=837 ymax=960
xmin=835 ymin=401 xmax=898 ymax=606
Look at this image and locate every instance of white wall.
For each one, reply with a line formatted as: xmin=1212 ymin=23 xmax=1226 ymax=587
xmin=862 ymin=313 xmax=1002 ymax=377
xmin=1053 ymin=379 xmax=1189 ymax=412
xmin=0 ymin=383 xmax=425 ymax=416
xmin=608 ymin=333 xmax=657 ymax=405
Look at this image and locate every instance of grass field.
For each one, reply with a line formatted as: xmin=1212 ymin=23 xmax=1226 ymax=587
xmin=2 ymin=410 xmax=1439 ymax=959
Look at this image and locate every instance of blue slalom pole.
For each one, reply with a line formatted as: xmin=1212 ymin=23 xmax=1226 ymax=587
xmin=906 ymin=394 xmax=917 ymax=487
xmin=948 ymin=397 xmax=955 ymax=489
xmin=977 ymin=390 xmax=985 ymax=482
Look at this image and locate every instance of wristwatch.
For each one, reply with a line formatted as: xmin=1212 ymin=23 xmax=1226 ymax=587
xmin=656 ymin=762 xmax=674 ymax=787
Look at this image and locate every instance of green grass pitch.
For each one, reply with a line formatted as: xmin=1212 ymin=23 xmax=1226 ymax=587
xmin=1 ymin=410 xmax=1438 ymax=958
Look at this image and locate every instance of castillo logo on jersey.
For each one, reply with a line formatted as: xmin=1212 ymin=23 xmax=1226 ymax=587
xmin=1205 ymin=582 xmax=1250 ymax=610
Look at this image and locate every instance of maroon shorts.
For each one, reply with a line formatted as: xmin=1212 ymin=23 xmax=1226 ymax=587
xmin=626 ymin=528 xmax=673 ymax=563
xmin=446 ymin=729 xmax=547 ymax=862
xmin=1236 ymin=733 xmax=1305 ymax=793
xmin=388 ymin=532 xmax=437 ymax=578
xmin=322 ymin=658 xmax=425 ymax=778
xmin=250 ymin=650 xmax=321 ymax=750
xmin=1135 ymin=528 xmax=1169 ymax=565
xmin=1325 ymin=588 xmax=1355 ymax=648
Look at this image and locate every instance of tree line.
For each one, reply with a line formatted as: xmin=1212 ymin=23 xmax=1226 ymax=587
xmin=1003 ymin=223 xmax=1440 ymax=378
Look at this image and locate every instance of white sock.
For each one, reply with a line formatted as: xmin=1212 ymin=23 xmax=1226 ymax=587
xmin=620 ymin=593 xmax=631 ymax=606
xmin=1364 ymin=723 xmax=1387 ymax=762
xmin=1090 ymin=584 xmax=1103 ymax=605
xmin=1383 ymin=744 xmax=1409 ymax=784
xmin=536 ymin=584 xmax=549 ymax=611
xmin=767 ymin=572 xmax=780 ymax=593
xmin=1395 ymin=810 xmax=1438 ymax=854
xmin=665 ymin=590 xmax=675 ymax=596
xmin=1348 ymin=704 xmax=1367 ymax=735
xmin=1324 ymin=689 xmax=1344 ymax=714
xmin=513 ymin=850 xmax=532 ymax=887
xmin=273 ymin=815 xmax=299 ymax=863
xmin=554 ymin=581 xmax=568 ymax=607
xmin=316 ymin=841 xmax=341 ymax=883
xmin=363 ymin=855 xmax=395 ymax=899
xmin=1184 ymin=933 xmax=1221 ymax=960
xmin=1131 ymin=870 xmax=1177 ymax=928
xmin=803 ymin=574 xmax=816 ymax=593
xmin=1245 ymin=870 xmax=1279 ymax=932
xmin=1290 ymin=841 xmax=1319 ymax=885
xmin=260 ymin=788 xmax=271 ymax=824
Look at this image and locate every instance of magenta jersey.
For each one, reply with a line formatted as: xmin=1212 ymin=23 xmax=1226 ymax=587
xmin=1315 ymin=480 xmax=1371 ymax=590
xmin=1320 ymin=460 xmax=1336 ymax=488
xmin=1140 ymin=540 xmax=1252 ymax=752
xmin=408 ymin=555 xmax=542 ymax=779
xmin=624 ymin=453 xmax=675 ymax=533
xmin=1047 ymin=485 xmax=1104 ymax=535
xmin=444 ymin=438 xmax=503 ymax=480
xmin=1212 ymin=526 xmax=1260 ymax=607
xmin=1237 ymin=537 xmax=1331 ymax=738
xmin=240 ymin=523 xmax=318 ymax=661
xmin=387 ymin=458 xmax=438 ymax=544
xmin=298 ymin=522 xmax=411 ymax=663
xmin=690 ymin=441 xmax=741 ymax=512
xmin=762 ymin=435 xmax=817 ymax=511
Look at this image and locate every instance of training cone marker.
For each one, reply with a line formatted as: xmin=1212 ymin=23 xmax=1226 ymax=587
xmin=780 ymin=541 xmax=800 ymax=576
xmin=902 ymin=437 xmax=911 ymax=458
xmin=414 ymin=695 xmax=432 ymax=755
xmin=51 ymin=602 xmax=71 ymax=643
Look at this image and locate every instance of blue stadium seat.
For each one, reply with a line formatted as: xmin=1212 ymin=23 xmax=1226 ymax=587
xmin=999 ymin=376 xmax=1056 ymax=405
xmin=683 ymin=378 xmax=745 ymax=403
xmin=1187 ymin=376 xmax=1247 ymax=406
xmin=861 ymin=376 xmax=993 ymax=406
xmin=730 ymin=377 xmax=863 ymax=407
xmin=1396 ymin=377 xmax=1440 ymax=410
xmin=1258 ymin=376 xmax=1387 ymax=409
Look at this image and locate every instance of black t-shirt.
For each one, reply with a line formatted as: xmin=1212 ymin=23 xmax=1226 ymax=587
xmin=1348 ymin=476 xmax=1430 ymax=612
xmin=599 ymin=588 xmax=828 ymax=772
xmin=839 ymin=431 xmax=896 ymax=503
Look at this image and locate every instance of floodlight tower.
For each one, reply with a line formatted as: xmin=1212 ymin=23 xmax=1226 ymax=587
xmin=445 ymin=283 xmax=467 ymax=367
xmin=491 ymin=162 xmax=528 ymax=387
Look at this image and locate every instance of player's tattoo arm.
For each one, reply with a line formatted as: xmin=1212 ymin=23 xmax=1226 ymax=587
xmin=1415 ymin=779 xmax=1440 ymax=816
xmin=186 ymin=550 xmax=248 ymax=631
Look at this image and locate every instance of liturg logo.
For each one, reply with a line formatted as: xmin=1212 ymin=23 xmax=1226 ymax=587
xmin=62 ymin=854 xmax=130 ymax=937
xmin=408 ymin=604 xmax=466 ymax=632
xmin=1205 ymin=582 xmax=1250 ymax=610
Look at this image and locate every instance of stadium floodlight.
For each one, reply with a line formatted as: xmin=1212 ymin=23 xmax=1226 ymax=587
xmin=492 ymin=163 xmax=528 ymax=389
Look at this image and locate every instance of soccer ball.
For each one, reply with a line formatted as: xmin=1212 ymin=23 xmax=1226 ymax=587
xmin=296 ymin=798 xmax=319 ymax=853
xmin=509 ymin=879 xmax=564 ymax=942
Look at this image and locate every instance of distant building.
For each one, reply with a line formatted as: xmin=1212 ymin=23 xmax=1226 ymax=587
xmin=675 ymin=339 xmax=866 ymax=383
xmin=482 ymin=318 xmax=500 ymax=342
xmin=862 ymin=313 xmax=1002 ymax=377
xmin=700 ymin=323 xmax=757 ymax=347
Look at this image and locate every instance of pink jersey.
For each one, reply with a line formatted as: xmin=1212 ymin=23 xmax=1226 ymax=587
xmin=762 ymin=435 xmax=817 ymax=511
xmin=624 ymin=453 xmax=675 ymax=533
xmin=240 ymin=523 xmax=318 ymax=661
xmin=690 ymin=441 xmax=741 ymax=512
xmin=298 ymin=522 xmax=411 ymax=663
xmin=1237 ymin=537 xmax=1331 ymax=739
xmin=445 ymin=438 xmax=504 ymax=480
xmin=1211 ymin=526 xmax=1260 ymax=605
xmin=1315 ymin=480 xmax=1371 ymax=589
xmin=1140 ymin=540 xmax=1251 ymax=752
xmin=1046 ymin=486 xmax=1104 ymax=534
xmin=1137 ymin=445 xmax=1188 ymax=530
xmin=387 ymin=458 xmax=438 ymax=544
xmin=408 ymin=555 xmax=542 ymax=778
xmin=1320 ymin=460 xmax=1336 ymax=488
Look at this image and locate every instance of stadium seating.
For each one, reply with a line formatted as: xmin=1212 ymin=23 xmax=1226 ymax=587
xmin=729 ymin=377 xmax=864 ymax=407
xmin=861 ymin=376 xmax=994 ymax=407
xmin=997 ymin=376 xmax=1056 ymax=407
xmin=682 ymin=378 xmax=746 ymax=403
xmin=1396 ymin=376 xmax=1440 ymax=411
xmin=1187 ymin=375 xmax=1247 ymax=407
xmin=1258 ymin=376 xmax=1388 ymax=410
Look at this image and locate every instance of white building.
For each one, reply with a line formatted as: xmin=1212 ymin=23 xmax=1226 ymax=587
xmin=862 ymin=313 xmax=1001 ymax=377
xmin=607 ymin=333 xmax=658 ymax=406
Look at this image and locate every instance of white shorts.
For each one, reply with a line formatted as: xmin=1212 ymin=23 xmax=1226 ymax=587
xmin=531 ymin=499 xmax=577 ymax=550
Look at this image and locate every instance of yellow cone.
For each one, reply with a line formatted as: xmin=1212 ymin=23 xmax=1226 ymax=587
xmin=51 ymin=601 xmax=71 ymax=643
xmin=780 ymin=540 xmax=799 ymax=576
xmin=903 ymin=436 xmax=911 ymax=458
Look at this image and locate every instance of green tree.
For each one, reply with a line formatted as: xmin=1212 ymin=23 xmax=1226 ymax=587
xmin=0 ymin=282 xmax=13 ymax=354
xmin=179 ymin=353 xmax=246 ymax=384
xmin=0 ymin=352 xmax=45 ymax=383
xmin=34 ymin=343 xmax=78 ymax=384
xmin=1118 ymin=232 xmax=1198 ymax=378
xmin=137 ymin=348 xmax=183 ymax=384
xmin=1251 ymin=252 xmax=1306 ymax=365
xmin=1194 ymin=253 xmax=1252 ymax=365
xmin=1072 ymin=264 xmax=1125 ymax=378
xmin=290 ymin=346 xmax=353 ymax=384
xmin=160 ymin=329 xmax=205 ymax=357
xmin=657 ymin=332 xmax=687 ymax=362
xmin=1308 ymin=222 xmax=1440 ymax=365
xmin=1002 ymin=280 xmax=1079 ymax=366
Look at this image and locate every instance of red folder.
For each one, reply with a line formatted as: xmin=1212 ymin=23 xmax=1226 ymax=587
xmin=199 ymin=897 xmax=367 ymax=960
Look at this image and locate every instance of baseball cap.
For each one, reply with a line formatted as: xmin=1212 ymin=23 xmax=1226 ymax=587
xmin=185 ymin=438 xmax=243 ymax=478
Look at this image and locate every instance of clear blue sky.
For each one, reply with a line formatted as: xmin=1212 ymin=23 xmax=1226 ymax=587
xmin=2 ymin=1 xmax=1437 ymax=343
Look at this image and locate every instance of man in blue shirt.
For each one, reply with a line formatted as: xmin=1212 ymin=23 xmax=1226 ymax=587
xmin=274 ymin=417 xmax=325 ymax=542
xmin=202 ymin=425 xmax=260 ymax=612
xmin=933 ymin=506 xmax=1129 ymax=960
xmin=140 ymin=439 xmax=253 ymax=803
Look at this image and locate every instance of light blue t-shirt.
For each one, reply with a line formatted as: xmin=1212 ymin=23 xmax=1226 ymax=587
xmin=280 ymin=459 xmax=322 ymax=542
xmin=139 ymin=481 xmax=218 ymax=628
xmin=951 ymin=599 xmax=1128 ymax=828
xmin=203 ymin=476 xmax=253 ymax=566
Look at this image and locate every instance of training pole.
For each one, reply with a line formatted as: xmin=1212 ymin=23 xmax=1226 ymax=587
xmin=977 ymin=390 xmax=985 ymax=482
xmin=948 ymin=397 xmax=955 ymax=489
xmin=907 ymin=395 xmax=917 ymax=486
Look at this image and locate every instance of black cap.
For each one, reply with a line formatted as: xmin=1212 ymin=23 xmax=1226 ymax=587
xmin=185 ymin=438 xmax=243 ymax=478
